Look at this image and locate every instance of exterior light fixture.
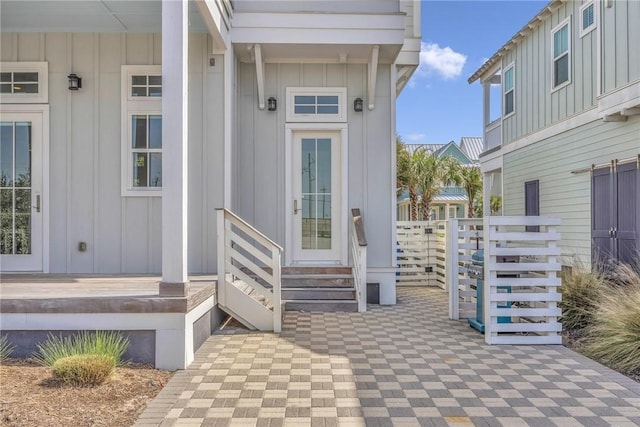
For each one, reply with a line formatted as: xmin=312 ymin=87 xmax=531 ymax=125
xmin=267 ymin=97 xmax=277 ymax=111
xmin=354 ymin=98 xmax=363 ymax=112
xmin=67 ymin=73 xmax=82 ymax=90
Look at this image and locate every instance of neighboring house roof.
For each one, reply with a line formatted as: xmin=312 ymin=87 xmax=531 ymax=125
xmin=404 ymin=143 xmax=444 ymax=155
xmin=404 ymin=141 xmax=476 ymax=165
xmin=459 ymin=137 xmax=483 ymax=162
xmin=397 ymin=187 xmax=468 ymax=203
xmin=467 ymin=0 xmax=559 ymax=83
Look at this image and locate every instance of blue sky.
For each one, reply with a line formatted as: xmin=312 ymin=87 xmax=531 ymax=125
xmin=397 ymin=1 xmax=548 ymax=145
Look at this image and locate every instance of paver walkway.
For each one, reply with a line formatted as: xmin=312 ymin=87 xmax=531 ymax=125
xmin=136 ymin=287 xmax=640 ymax=427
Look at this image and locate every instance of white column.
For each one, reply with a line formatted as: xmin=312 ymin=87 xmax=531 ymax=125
xmin=160 ymin=0 xmax=189 ymax=296
xmin=483 ymin=81 xmax=491 ymax=128
xmin=483 ymin=173 xmax=491 ymax=218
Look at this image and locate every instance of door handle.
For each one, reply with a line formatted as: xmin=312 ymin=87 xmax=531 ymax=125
xmin=33 ymin=194 xmax=40 ymax=213
xmin=294 ymin=199 xmax=300 ymax=215
xmin=612 ymin=226 xmax=617 ymax=238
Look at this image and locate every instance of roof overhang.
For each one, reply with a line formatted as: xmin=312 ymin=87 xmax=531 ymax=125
xmin=467 ymin=0 xmax=562 ymax=84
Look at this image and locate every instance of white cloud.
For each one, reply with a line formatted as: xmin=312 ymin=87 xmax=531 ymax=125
xmin=406 ymin=133 xmax=426 ymax=142
xmin=417 ymin=42 xmax=467 ymax=80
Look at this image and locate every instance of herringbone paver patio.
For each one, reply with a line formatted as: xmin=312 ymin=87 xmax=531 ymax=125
xmin=136 ymin=287 xmax=640 ymax=427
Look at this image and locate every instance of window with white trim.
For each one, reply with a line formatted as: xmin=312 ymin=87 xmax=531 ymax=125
xmin=0 ymin=62 xmax=48 ymax=104
xmin=552 ymin=19 xmax=571 ymax=89
xmin=286 ymin=88 xmax=347 ymax=123
xmin=121 ymin=65 xmax=162 ymax=196
xmin=580 ymin=2 xmax=596 ymax=37
xmin=503 ymin=63 xmax=515 ymax=116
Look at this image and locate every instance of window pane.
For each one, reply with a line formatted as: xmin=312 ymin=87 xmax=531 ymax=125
xmin=0 ymin=189 xmax=13 ymax=254
xmin=0 ymin=84 xmax=11 ymax=94
xmin=14 ymin=84 xmax=38 ymax=93
xmin=583 ymin=4 xmax=594 ymax=29
xmin=295 ymin=105 xmax=315 ymax=114
xmin=554 ymin=54 xmax=569 ymax=86
xmin=316 ymin=138 xmax=331 ymax=193
xmin=14 ymin=188 xmax=31 ymax=254
xmin=148 ymin=87 xmax=162 ymax=97
xmin=149 ymin=115 xmax=162 ymax=149
xmin=131 ymin=86 xmax=147 ymax=97
xmin=301 ymin=138 xmax=315 ymax=194
xmin=295 ymin=95 xmax=315 ymax=105
xmin=148 ymin=76 xmax=162 ymax=85
xmin=13 ymin=72 xmax=38 ymax=83
xmin=301 ymin=195 xmax=316 ymax=250
xmin=14 ymin=123 xmax=31 ymax=187
xmin=133 ymin=153 xmax=148 ymax=187
xmin=554 ymin=25 xmax=568 ymax=57
xmin=317 ymin=96 xmax=338 ymax=105
xmin=317 ymin=195 xmax=331 ymax=249
xmin=132 ymin=115 xmax=147 ymax=149
xmin=0 ymin=123 xmax=14 ymax=187
xmin=505 ymin=91 xmax=514 ymax=115
xmin=0 ymin=73 xmax=10 ymax=83
xmin=504 ymin=68 xmax=513 ymax=90
xmin=149 ymin=153 xmax=162 ymax=187
xmin=132 ymin=75 xmax=147 ymax=85
xmin=317 ymin=105 xmax=338 ymax=114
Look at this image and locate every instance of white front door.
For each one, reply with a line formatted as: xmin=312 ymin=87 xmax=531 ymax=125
xmin=0 ymin=112 xmax=44 ymax=271
xmin=291 ymin=131 xmax=342 ymax=263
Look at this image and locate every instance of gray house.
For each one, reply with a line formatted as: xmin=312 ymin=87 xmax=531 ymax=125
xmin=469 ymin=0 xmax=639 ymax=267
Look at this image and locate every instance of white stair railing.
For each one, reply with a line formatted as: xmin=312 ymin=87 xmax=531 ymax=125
xmin=216 ymin=208 xmax=282 ymax=333
xmin=351 ymin=209 xmax=367 ymax=312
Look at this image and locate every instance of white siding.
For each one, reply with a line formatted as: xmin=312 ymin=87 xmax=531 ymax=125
xmin=1 ymin=33 xmax=224 ymax=273
xmin=601 ymin=0 xmax=640 ymax=94
xmin=235 ymin=62 xmax=395 ymax=268
xmin=502 ymin=118 xmax=640 ymax=265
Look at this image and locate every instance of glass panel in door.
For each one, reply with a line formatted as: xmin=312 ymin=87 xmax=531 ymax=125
xmin=300 ymin=138 xmax=332 ymax=251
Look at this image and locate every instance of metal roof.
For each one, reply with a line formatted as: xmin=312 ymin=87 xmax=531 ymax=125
xmin=404 ymin=144 xmax=445 ymax=155
xmin=459 ymin=137 xmax=483 ymax=161
xmin=434 ymin=194 xmax=468 ymax=202
xmin=467 ymin=0 xmax=561 ymax=84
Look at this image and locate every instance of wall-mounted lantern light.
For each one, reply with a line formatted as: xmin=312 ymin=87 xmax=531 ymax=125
xmin=267 ymin=97 xmax=277 ymax=111
xmin=67 ymin=73 xmax=82 ymax=90
xmin=354 ymin=98 xmax=363 ymax=112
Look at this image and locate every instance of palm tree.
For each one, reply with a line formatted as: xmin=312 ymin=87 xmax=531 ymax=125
xmin=418 ymin=154 xmax=460 ymax=220
xmin=456 ymin=165 xmax=483 ymax=218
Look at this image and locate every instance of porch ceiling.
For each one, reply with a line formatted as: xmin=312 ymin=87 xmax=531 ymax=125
xmin=234 ymin=43 xmax=402 ymax=64
xmin=0 ymin=0 xmax=208 ymax=33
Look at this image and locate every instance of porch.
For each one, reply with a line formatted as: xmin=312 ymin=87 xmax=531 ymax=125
xmin=0 ymin=274 xmax=221 ymax=370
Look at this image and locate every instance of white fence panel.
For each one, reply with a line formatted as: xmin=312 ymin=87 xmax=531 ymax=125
xmin=447 ymin=218 xmax=483 ymax=320
xmin=396 ymin=221 xmax=440 ymax=286
xmin=484 ymin=216 xmax=562 ymax=345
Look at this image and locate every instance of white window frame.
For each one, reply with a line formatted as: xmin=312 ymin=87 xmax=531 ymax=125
xmin=0 ymin=62 xmax=48 ymax=104
xmin=579 ymin=2 xmax=596 ymax=38
xmin=121 ymin=65 xmax=162 ymax=197
xmin=503 ymin=62 xmax=515 ymax=118
xmin=286 ymin=87 xmax=347 ymax=123
xmin=551 ymin=17 xmax=572 ymax=91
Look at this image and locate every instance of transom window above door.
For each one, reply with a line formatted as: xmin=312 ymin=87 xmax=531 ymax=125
xmin=0 ymin=62 xmax=48 ymax=104
xmin=286 ymin=88 xmax=347 ymax=123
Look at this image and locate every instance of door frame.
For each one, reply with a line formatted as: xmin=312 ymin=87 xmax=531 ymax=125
xmin=285 ymin=123 xmax=348 ymax=266
xmin=0 ymin=104 xmax=50 ymax=272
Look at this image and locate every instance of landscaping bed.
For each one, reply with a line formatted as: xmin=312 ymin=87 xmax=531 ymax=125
xmin=0 ymin=359 xmax=173 ymax=427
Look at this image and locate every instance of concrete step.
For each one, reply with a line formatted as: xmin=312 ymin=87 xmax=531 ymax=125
xmin=284 ymin=300 xmax=358 ymax=312
xmin=282 ymin=287 xmax=356 ymax=300
xmin=282 ymin=267 xmax=352 ymax=275
xmin=281 ymin=274 xmax=353 ymax=288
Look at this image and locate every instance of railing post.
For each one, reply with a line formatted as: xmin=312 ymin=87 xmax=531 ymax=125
xmin=447 ymin=218 xmax=459 ymax=320
xmin=272 ymin=246 xmax=282 ymax=333
xmin=358 ymin=245 xmax=367 ymax=312
xmin=216 ymin=208 xmax=226 ymax=307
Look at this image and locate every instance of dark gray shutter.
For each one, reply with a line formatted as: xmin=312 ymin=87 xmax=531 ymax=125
xmin=525 ymin=180 xmax=539 ymax=232
xmin=592 ymin=166 xmax=615 ymax=265
xmin=615 ymin=162 xmax=639 ymax=265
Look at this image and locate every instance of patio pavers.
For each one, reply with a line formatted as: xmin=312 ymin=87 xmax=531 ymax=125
xmin=135 ymin=287 xmax=640 ymax=427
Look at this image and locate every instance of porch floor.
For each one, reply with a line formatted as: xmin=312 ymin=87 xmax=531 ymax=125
xmin=136 ymin=287 xmax=640 ymax=426
xmin=0 ymin=274 xmax=217 ymax=313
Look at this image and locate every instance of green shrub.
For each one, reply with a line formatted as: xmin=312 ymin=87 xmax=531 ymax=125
xmin=52 ymin=354 xmax=116 ymax=385
xmin=0 ymin=336 xmax=16 ymax=363
xmin=559 ymin=267 xmax=603 ymax=331
xmin=583 ymin=263 xmax=640 ymax=375
xmin=34 ymin=331 xmax=129 ymax=367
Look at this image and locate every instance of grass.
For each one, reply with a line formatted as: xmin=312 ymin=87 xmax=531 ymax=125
xmin=0 ymin=335 xmax=16 ymax=363
xmin=559 ymin=266 xmax=602 ymax=332
xmin=51 ymin=354 xmax=117 ymax=385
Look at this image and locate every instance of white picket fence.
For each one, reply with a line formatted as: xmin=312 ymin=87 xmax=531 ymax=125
xmin=483 ymin=216 xmax=562 ymax=345
xmin=396 ymin=221 xmax=446 ymax=287
xmin=446 ymin=218 xmax=483 ymax=320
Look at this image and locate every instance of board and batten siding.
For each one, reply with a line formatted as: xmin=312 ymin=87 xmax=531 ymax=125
xmin=601 ymin=0 xmax=640 ymax=95
xmin=234 ymin=62 xmax=395 ymax=268
xmin=502 ymin=117 xmax=640 ymax=265
xmin=501 ymin=0 xmax=598 ymax=146
xmin=0 ymin=32 xmax=224 ymax=274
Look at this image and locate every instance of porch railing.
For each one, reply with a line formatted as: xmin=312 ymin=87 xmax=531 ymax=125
xmin=351 ymin=209 xmax=368 ymax=312
xmin=216 ymin=208 xmax=282 ymax=333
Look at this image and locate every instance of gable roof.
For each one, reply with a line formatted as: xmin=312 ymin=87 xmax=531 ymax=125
xmin=404 ymin=143 xmax=444 ymax=155
xmin=404 ymin=141 xmax=473 ymax=164
xmin=468 ymin=0 xmax=561 ymax=84
xmin=459 ymin=137 xmax=483 ymax=161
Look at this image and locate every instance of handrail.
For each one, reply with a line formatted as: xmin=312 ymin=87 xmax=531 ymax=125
xmin=351 ymin=209 xmax=367 ymax=312
xmin=216 ymin=208 xmax=282 ymax=333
